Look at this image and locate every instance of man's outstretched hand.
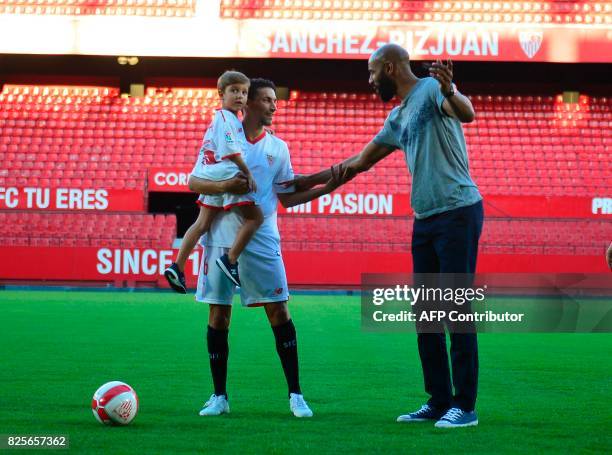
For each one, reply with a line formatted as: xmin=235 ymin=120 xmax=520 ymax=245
xmin=324 ymin=163 xmax=344 ymax=192
xmin=286 ymin=174 xmax=316 ymax=192
xmin=286 ymin=163 xmax=346 ymax=192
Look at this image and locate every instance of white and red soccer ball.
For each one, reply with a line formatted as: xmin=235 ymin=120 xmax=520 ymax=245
xmin=91 ymin=381 xmax=139 ymax=425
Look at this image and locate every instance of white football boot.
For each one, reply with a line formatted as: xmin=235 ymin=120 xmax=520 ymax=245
xmin=198 ymin=394 xmax=230 ymax=416
xmin=289 ymin=393 xmax=313 ymax=418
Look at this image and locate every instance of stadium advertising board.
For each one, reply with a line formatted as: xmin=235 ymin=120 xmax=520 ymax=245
xmin=282 ymin=195 xmax=612 ymax=218
xmin=0 ymin=187 xmax=145 ymax=211
xmin=483 ymin=195 xmax=612 ymax=219
xmin=0 ymin=8 xmax=609 ymax=63
xmin=0 ymin=247 xmax=608 ymax=286
xmin=147 ymin=170 xmax=609 ymax=218
xmin=148 ymin=168 xmax=191 ymax=192
xmin=241 ymin=23 xmax=611 ymax=63
xmin=281 ymin=193 xmax=410 ymax=216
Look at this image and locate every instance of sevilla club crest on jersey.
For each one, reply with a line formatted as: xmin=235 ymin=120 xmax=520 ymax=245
xmin=266 ymin=154 xmax=274 ymax=166
xmin=202 ymin=150 xmax=218 ymax=165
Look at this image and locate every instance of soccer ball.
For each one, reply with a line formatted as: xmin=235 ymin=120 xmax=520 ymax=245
xmin=91 ymin=381 xmax=139 ymax=425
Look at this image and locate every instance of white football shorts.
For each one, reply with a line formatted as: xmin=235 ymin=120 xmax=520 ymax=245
xmin=198 ymin=192 xmax=256 ymax=210
xmin=195 ymin=245 xmax=290 ymax=307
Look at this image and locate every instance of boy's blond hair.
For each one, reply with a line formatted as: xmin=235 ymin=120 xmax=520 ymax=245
xmin=217 ymin=70 xmax=249 ymax=94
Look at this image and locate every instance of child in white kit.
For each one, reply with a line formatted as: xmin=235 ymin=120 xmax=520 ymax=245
xmin=164 ymin=71 xmax=262 ymax=292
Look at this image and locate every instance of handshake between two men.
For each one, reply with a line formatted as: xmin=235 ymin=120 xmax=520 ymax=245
xmin=220 ymin=145 xmax=390 ymax=199
xmin=289 ymin=141 xmax=395 ymax=195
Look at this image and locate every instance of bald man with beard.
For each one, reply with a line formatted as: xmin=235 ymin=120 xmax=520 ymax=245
xmin=298 ymin=44 xmax=483 ymax=428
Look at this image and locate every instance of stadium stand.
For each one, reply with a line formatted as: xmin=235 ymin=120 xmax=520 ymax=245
xmin=277 ymin=217 xmax=612 ymax=254
xmin=0 ymin=84 xmax=609 ymax=260
xmin=0 ymin=0 xmax=196 ymax=17
xmin=0 ymin=212 xmax=176 ymax=247
xmin=0 ymin=85 xmax=609 ymax=196
xmin=219 ymin=0 xmax=612 ymax=24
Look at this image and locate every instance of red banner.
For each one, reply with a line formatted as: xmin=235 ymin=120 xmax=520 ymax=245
xmin=147 ymin=167 xmax=409 ymax=215
xmin=0 ymin=247 xmax=608 ymax=287
xmin=0 ymin=13 xmax=609 ymax=63
xmin=0 ymin=247 xmax=199 ymax=283
xmin=280 ymin=194 xmax=610 ymax=219
xmin=0 ymin=187 xmax=144 ymax=211
xmin=241 ymin=23 xmax=612 ymax=63
xmin=148 ymin=168 xmax=191 ymax=192
xmin=146 ymin=169 xmax=610 ymax=219
xmin=483 ymin=195 xmax=612 ymax=219
xmin=280 ymin=193 xmax=411 ymax=216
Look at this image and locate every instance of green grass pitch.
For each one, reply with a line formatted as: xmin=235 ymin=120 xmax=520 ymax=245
xmin=1 ymin=290 xmax=611 ymax=454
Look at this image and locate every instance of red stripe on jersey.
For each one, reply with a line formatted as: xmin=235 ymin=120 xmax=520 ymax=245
xmin=203 ymin=150 xmax=220 ymax=165
xmin=99 ymin=385 xmax=131 ymax=406
xmin=247 ymin=130 xmax=266 ymax=144
xmin=196 ymin=200 xmax=223 ymax=209
xmin=219 ymin=110 xmax=226 ymax=122
xmin=223 ymin=201 xmax=256 ymax=211
xmin=221 ymin=153 xmax=241 ymax=160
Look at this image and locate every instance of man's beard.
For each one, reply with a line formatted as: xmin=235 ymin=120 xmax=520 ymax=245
xmin=377 ymin=73 xmax=397 ymax=102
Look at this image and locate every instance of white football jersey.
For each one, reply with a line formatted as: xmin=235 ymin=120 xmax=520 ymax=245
xmin=191 ymin=109 xmax=247 ymax=181
xmin=202 ymin=130 xmax=295 ymax=254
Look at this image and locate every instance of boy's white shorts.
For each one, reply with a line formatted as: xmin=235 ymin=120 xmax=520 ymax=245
xmin=195 ymin=245 xmax=290 ymax=307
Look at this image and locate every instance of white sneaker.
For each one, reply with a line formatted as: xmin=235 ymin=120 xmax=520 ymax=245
xmin=289 ymin=393 xmax=313 ymax=418
xmin=198 ymin=394 xmax=230 ymax=416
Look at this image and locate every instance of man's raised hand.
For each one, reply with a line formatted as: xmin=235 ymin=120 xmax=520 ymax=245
xmin=429 ymin=59 xmax=454 ymax=96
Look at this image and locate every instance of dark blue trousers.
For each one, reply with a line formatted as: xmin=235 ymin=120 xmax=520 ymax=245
xmin=411 ymin=200 xmax=483 ymax=412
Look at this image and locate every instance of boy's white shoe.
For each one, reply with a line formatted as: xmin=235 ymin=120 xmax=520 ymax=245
xmin=198 ymin=394 xmax=230 ymax=416
xmin=289 ymin=393 xmax=313 ymax=418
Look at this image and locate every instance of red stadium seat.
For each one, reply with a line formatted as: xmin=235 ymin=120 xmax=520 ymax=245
xmin=0 ymin=1 xmax=196 ymax=17
xmin=277 ymin=217 xmax=611 ymax=254
xmin=0 ymin=213 xmax=176 ymax=248
xmin=1 ymin=81 xmax=610 ymax=256
xmin=219 ymin=0 xmax=611 ymax=24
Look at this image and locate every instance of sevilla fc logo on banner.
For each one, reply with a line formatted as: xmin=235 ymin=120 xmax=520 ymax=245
xmin=519 ymin=30 xmax=543 ymax=59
